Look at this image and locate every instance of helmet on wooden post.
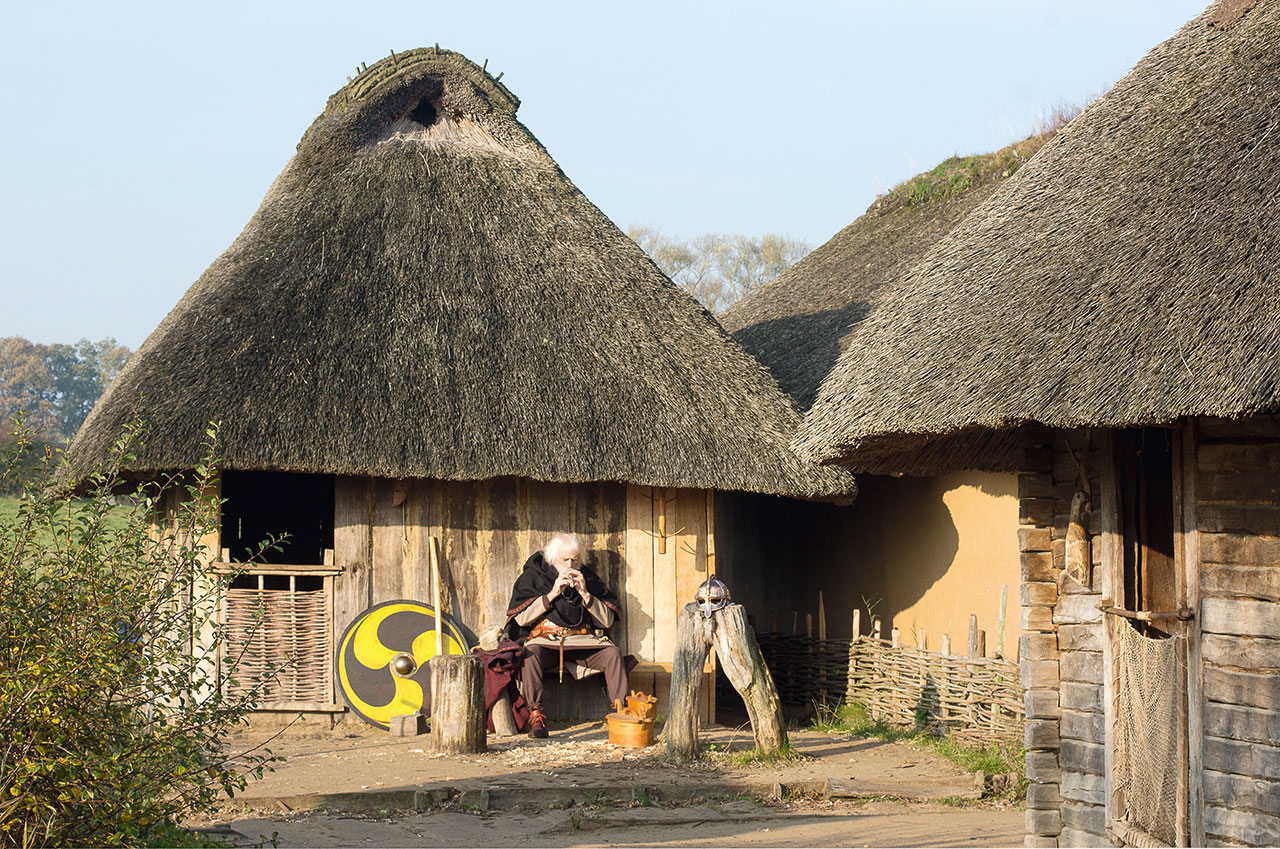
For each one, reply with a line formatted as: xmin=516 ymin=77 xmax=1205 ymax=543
xmin=695 ymin=575 xmax=731 ymax=618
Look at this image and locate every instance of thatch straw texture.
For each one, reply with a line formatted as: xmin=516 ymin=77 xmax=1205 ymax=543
xmin=70 ymin=48 xmax=852 ymax=498
xmin=721 ymin=134 xmax=1052 ymax=411
xmin=798 ymin=0 xmax=1280 ymax=469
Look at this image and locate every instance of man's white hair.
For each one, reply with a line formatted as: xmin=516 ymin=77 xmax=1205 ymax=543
xmin=543 ymin=532 xmax=582 ymax=564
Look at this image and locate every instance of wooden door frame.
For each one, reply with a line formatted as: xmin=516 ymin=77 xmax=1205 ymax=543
xmin=1102 ymin=423 xmax=1199 ymax=846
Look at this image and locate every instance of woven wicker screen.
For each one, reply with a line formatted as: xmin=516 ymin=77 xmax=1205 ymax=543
xmin=223 ymin=581 xmax=331 ymax=703
xmin=752 ymin=632 xmax=1023 ymax=747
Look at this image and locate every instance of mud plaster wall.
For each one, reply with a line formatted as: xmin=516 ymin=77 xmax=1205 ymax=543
xmin=716 ymin=471 xmax=1021 ymax=655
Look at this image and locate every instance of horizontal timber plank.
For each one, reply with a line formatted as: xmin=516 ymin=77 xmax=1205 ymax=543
xmin=1203 ymin=770 xmax=1280 ymax=817
xmin=1199 ymin=504 xmax=1280 ymax=536
xmin=1205 ymin=666 xmax=1280 ymax=710
xmin=1026 ymin=751 xmax=1061 ymax=784
xmin=1058 ymin=624 xmax=1102 ymax=653
xmin=1202 ymin=634 xmax=1280 ymax=671
xmin=1020 ymin=527 xmax=1053 ymax=553
xmin=1020 ymin=633 xmax=1059 ymax=660
xmin=1205 ymin=736 xmax=1280 ymax=780
xmin=1022 ymin=581 xmax=1058 ymax=607
xmin=1204 ymin=804 xmax=1280 ymax=846
xmin=1197 ymin=416 xmax=1280 ymax=441
xmin=1202 ymin=533 xmax=1280 ymax=566
xmin=1206 ymin=702 xmax=1280 ymax=747
xmin=1061 ymin=801 xmax=1106 ymax=834
xmin=1060 ymin=709 xmax=1104 ymax=745
xmin=1026 ymin=782 xmax=1061 ymax=810
xmin=1059 ymin=650 xmax=1102 ymax=685
xmin=1026 ymin=808 xmax=1063 ymax=837
xmin=1026 ymin=689 xmax=1061 ymax=720
xmin=1059 ymin=826 xmax=1110 ymax=847
xmin=1053 ymin=593 xmax=1102 ymax=625
xmin=1022 ymin=660 xmax=1059 ymax=690
xmin=1022 ymin=552 xmax=1057 ymax=582
xmin=1202 ymin=564 xmax=1280 ymax=602
xmin=1062 ymin=770 xmax=1105 ymax=805
xmin=1060 ymin=739 xmax=1104 ymax=776
xmin=1023 ymin=606 xmax=1055 ymax=631
xmin=1201 ymin=473 xmax=1280 ymax=507
xmin=1203 ymin=598 xmax=1280 ymax=637
xmin=1025 ymin=719 xmax=1060 ymax=751
xmin=1061 ymin=682 xmax=1104 ymax=714
xmin=1199 ymin=443 xmax=1280 ymax=476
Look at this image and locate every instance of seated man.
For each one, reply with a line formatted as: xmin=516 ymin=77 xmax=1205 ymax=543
xmin=505 ymin=532 xmax=628 ymax=738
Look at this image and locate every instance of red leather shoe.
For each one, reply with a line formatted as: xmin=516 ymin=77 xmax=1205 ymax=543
xmin=527 ymin=708 xmax=549 ymax=739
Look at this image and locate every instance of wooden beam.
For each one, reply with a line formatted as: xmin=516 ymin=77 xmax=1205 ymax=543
xmin=1183 ymin=420 xmax=1204 ymax=847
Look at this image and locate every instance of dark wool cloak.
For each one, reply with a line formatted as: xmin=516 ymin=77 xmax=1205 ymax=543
xmin=504 ymin=552 xmax=621 ymax=640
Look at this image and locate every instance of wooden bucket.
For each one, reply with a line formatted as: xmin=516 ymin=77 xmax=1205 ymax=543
xmin=607 ymin=715 xmax=654 ymax=748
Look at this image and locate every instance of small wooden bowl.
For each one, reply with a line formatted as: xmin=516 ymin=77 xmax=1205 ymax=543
xmin=607 ymin=715 xmax=654 ymax=748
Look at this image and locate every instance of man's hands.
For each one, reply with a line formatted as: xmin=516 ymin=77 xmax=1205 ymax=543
xmin=547 ymin=569 xmax=591 ymax=605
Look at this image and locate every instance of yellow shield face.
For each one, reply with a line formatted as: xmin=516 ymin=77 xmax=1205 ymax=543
xmin=334 ymin=599 xmax=468 ymax=729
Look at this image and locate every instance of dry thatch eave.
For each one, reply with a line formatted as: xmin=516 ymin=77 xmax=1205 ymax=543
xmin=720 ymin=132 xmax=1054 ymax=411
xmin=797 ymin=0 xmax=1280 ymax=469
xmin=71 ymin=48 xmax=853 ymax=500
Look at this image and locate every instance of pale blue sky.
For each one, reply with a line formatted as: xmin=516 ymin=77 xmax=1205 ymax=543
xmin=1 ymin=1 xmax=1207 ymax=349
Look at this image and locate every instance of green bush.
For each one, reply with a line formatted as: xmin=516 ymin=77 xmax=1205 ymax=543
xmin=0 ymin=421 xmax=279 ymax=847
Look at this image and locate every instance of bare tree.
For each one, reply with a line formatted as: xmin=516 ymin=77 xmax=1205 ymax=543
xmin=628 ymin=226 xmax=810 ymax=312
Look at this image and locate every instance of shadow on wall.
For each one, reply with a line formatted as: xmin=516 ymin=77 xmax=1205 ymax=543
xmin=715 ymin=475 xmax=962 ymax=641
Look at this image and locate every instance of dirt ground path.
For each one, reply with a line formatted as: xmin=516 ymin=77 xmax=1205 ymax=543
xmin=193 ymin=720 xmax=1024 ymax=847
xmin=218 ymin=799 xmax=1022 ymax=848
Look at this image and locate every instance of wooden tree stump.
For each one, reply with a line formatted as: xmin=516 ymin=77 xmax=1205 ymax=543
xmin=668 ymin=602 xmax=786 ymax=760
xmin=490 ymin=691 xmax=520 ymax=736
xmin=430 ymin=655 xmax=486 ymax=754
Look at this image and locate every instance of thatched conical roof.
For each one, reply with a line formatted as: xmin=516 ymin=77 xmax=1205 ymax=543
xmin=797 ymin=0 xmax=1280 ymax=471
xmin=720 ymin=133 xmax=1053 ymax=411
xmin=71 ymin=48 xmax=852 ymax=498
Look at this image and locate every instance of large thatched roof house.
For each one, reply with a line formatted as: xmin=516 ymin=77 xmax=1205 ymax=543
xmin=72 ymin=47 xmax=852 ymax=722
xmin=799 ymin=1 xmax=1280 ymax=845
xmin=714 ymin=136 xmax=1053 ymax=664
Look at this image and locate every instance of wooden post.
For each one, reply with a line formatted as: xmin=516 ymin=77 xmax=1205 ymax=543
xmin=918 ymin=629 xmax=926 ymax=651
xmin=476 ymin=629 xmax=520 ymax=737
xmin=791 ymin=611 xmax=798 ymax=634
xmin=891 ymin=627 xmax=900 ymax=648
xmin=430 ymin=655 xmax=486 ymax=754
xmin=805 ymin=613 xmax=813 ymax=639
xmin=852 ymin=609 xmax=862 ymax=641
xmin=668 ymin=602 xmax=785 ymax=760
xmin=996 ymin=585 xmax=1008 ymax=659
xmin=430 ymin=536 xmax=444 ymax=658
xmin=967 ymin=614 xmax=980 ymax=658
xmin=976 ymin=630 xmax=986 ymax=659
xmin=872 ymin=617 xmax=882 ymax=640
xmin=818 ymin=592 xmax=827 ymax=642
xmin=941 ymin=634 xmax=951 ymax=656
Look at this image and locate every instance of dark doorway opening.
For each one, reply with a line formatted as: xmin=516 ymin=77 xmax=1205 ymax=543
xmin=1116 ymin=427 xmax=1177 ymax=636
xmin=221 ymin=471 xmax=334 ymax=565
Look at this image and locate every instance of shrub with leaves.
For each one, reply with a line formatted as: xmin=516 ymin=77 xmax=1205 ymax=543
xmin=0 ymin=419 xmax=279 ymax=847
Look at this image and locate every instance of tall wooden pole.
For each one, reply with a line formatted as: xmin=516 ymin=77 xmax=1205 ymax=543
xmin=430 ymin=536 xmax=443 ymax=657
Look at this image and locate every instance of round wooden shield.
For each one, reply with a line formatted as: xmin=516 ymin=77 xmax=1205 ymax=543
xmin=334 ymin=599 xmax=470 ymax=730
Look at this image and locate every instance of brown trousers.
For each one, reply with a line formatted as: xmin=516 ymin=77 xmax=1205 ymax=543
xmin=520 ymin=643 xmax=628 ymax=711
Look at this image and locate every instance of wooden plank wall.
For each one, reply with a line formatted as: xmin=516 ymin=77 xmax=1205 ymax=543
xmin=1195 ymin=416 xmax=1280 ymax=848
xmin=1019 ymin=428 xmax=1107 ymax=848
xmin=334 ymin=475 xmax=712 ymax=720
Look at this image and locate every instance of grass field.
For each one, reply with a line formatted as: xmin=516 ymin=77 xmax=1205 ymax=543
xmin=0 ymin=494 xmax=137 ymax=548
